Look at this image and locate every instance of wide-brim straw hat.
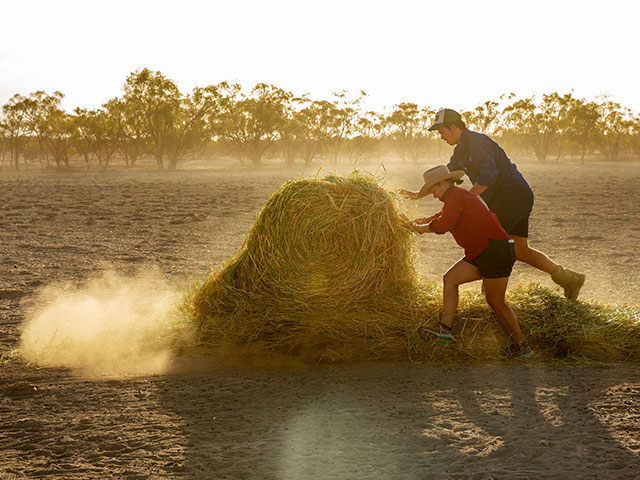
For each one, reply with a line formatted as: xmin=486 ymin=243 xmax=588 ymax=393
xmin=417 ymin=165 xmax=465 ymax=198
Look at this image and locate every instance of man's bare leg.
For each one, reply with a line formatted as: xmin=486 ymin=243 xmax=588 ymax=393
xmin=511 ymin=235 xmax=557 ymax=273
xmin=511 ymin=234 xmax=585 ymax=299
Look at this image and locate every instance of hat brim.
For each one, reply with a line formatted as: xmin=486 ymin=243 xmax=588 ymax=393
xmin=428 ymin=123 xmax=444 ymax=131
xmin=417 ymin=170 xmax=465 ymax=198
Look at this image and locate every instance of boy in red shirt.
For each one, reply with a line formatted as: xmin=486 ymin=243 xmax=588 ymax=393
xmin=400 ymin=165 xmax=534 ymax=359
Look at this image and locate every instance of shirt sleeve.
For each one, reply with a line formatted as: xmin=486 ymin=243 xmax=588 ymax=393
xmin=428 ymin=191 xmax=463 ymax=234
xmin=471 ymin=141 xmax=499 ymax=187
xmin=446 ymin=147 xmax=461 ymax=171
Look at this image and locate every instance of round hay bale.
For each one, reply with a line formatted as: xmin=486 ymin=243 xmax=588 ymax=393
xmin=184 ymin=171 xmax=434 ymax=362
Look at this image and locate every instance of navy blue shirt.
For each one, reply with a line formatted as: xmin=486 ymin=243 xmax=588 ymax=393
xmin=447 ymin=129 xmax=530 ymax=208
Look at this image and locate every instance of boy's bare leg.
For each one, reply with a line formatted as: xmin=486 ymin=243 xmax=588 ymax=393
xmin=442 ymin=259 xmax=482 ymax=328
xmin=482 ymin=276 xmax=526 ymax=343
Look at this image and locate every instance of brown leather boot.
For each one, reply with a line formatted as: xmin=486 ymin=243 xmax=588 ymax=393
xmin=551 ymin=266 xmax=586 ymax=300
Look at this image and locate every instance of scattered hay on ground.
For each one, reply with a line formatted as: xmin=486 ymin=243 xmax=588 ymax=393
xmin=180 ymin=172 xmax=640 ymax=364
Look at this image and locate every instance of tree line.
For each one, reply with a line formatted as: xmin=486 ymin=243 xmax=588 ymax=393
xmin=1 ymin=68 xmax=639 ymax=170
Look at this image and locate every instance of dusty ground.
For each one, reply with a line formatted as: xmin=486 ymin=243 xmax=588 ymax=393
xmin=1 ymin=161 xmax=640 ymax=479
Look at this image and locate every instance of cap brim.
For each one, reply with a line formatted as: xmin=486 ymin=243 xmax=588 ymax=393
xmin=428 ymin=123 xmax=443 ymax=131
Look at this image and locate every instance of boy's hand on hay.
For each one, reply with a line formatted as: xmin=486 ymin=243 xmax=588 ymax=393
xmin=415 ymin=215 xmax=437 ymax=224
xmin=409 ymin=222 xmax=432 ymax=234
xmin=398 ymin=189 xmax=419 ymax=200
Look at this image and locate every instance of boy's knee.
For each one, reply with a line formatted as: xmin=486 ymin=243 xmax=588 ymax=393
xmin=443 ymin=272 xmax=456 ymax=288
xmin=485 ymin=294 xmax=505 ymax=311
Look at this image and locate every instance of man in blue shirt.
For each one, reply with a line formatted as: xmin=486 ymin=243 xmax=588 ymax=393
xmin=428 ymin=108 xmax=585 ymax=300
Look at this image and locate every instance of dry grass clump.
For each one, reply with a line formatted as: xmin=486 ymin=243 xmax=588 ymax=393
xmin=509 ymin=283 xmax=640 ymax=362
xmin=181 ymin=172 xmax=640 ymax=364
xmin=419 ymin=283 xmax=640 ymax=363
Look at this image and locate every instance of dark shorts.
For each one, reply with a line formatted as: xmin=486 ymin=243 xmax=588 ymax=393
xmin=464 ymin=238 xmax=516 ymax=279
xmin=489 ymin=187 xmax=534 ymax=238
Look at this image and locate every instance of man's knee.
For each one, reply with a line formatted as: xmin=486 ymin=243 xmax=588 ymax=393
xmin=515 ymin=243 xmax=532 ymax=263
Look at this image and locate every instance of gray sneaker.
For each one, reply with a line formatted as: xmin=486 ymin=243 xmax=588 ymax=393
xmin=509 ymin=342 xmax=535 ymax=360
xmin=418 ymin=323 xmax=456 ymax=344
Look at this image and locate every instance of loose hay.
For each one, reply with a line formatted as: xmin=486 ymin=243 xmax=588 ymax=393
xmin=181 ymin=171 xmax=640 ymax=364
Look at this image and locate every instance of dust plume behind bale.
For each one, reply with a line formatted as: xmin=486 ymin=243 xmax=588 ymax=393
xmin=20 ymin=267 xmax=193 ymax=377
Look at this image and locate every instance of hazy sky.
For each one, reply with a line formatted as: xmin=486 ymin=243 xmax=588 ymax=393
xmin=1 ymin=0 xmax=638 ymax=114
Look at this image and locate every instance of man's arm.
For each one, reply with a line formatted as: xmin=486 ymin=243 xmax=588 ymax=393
xmin=471 ymin=141 xmax=498 ymax=191
xmin=446 ymin=152 xmax=459 ymax=172
xmin=469 ymin=183 xmax=488 ymax=196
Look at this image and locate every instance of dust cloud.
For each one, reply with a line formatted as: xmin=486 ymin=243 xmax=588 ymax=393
xmin=19 ymin=267 xmax=193 ymax=378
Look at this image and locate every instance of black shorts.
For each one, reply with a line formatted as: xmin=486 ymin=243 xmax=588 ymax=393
xmin=489 ymin=187 xmax=534 ymax=238
xmin=464 ymin=238 xmax=516 ymax=279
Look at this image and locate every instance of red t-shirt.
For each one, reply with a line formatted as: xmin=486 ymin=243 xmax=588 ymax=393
xmin=428 ymin=186 xmax=509 ymax=260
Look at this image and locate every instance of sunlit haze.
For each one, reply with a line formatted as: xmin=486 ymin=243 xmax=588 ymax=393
xmin=1 ymin=0 xmax=638 ymax=113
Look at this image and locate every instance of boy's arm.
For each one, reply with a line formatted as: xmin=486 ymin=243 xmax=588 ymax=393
xmin=409 ymin=222 xmax=434 ymax=234
xmin=398 ymin=188 xmax=420 ymax=200
xmin=428 ymin=191 xmax=464 ymax=234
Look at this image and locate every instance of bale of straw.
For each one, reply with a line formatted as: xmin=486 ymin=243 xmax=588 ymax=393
xmin=184 ymin=171 xmax=435 ymax=362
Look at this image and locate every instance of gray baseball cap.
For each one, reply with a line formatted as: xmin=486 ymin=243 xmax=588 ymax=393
xmin=428 ymin=108 xmax=462 ymax=131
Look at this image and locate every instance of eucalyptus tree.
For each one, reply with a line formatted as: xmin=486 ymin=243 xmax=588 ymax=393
xmin=122 ymin=68 xmax=182 ymax=170
xmin=215 ymin=83 xmax=293 ymax=167
xmin=385 ymin=102 xmax=431 ymax=162
xmin=71 ymin=108 xmax=96 ymax=167
xmin=25 ymin=91 xmax=65 ymax=164
xmin=0 ymin=91 xmax=65 ymax=167
xmin=103 ymin=97 xmax=147 ymax=166
xmin=0 ymin=127 xmax=6 ymax=169
xmin=462 ymin=100 xmax=503 ymax=135
xmin=275 ymin=95 xmax=302 ymax=166
xmin=14 ymin=90 xmax=72 ymax=168
xmin=72 ymin=107 xmax=120 ymax=168
xmin=41 ymin=106 xmax=73 ymax=168
xmin=322 ymin=90 xmax=362 ymax=164
xmin=1 ymin=94 xmax=30 ymax=169
xmin=501 ymin=92 xmax=573 ymax=162
xmin=164 ymin=84 xmax=228 ymax=170
xmin=291 ymin=98 xmax=329 ymax=166
xmin=73 ymin=108 xmax=121 ymax=169
xmin=630 ymin=114 xmax=640 ymax=159
xmin=594 ymin=96 xmax=633 ymax=161
xmin=350 ymin=110 xmax=384 ymax=164
xmin=565 ymin=98 xmax=600 ymax=164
